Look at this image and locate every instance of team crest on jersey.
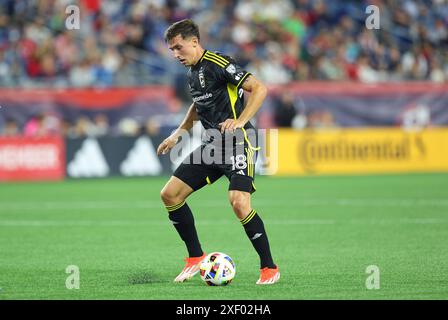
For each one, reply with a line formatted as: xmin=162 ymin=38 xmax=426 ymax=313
xmin=199 ymin=67 xmax=205 ymax=88
xmin=226 ymin=64 xmax=236 ymax=74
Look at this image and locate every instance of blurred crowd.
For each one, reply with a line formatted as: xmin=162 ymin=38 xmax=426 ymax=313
xmin=0 ymin=112 xmax=180 ymax=137
xmin=0 ymin=0 xmax=447 ymax=135
xmin=0 ymin=0 xmax=446 ymax=89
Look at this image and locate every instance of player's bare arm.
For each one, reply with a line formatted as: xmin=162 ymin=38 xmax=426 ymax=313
xmin=157 ymin=103 xmax=198 ymax=155
xmin=219 ymin=75 xmax=267 ymax=133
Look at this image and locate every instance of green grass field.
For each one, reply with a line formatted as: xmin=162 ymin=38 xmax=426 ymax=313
xmin=0 ymin=173 xmax=447 ymax=300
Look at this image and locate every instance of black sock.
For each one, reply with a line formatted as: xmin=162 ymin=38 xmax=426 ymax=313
xmin=241 ymin=210 xmax=276 ymax=269
xmin=166 ymin=201 xmax=203 ymax=257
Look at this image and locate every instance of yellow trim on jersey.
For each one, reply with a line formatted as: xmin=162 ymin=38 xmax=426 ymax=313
xmin=226 ymin=83 xmax=238 ymax=120
xmin=227 ymin=82 xmax=261 ymax=151
xmin=203 ymin=56 xmax=226 ymax=68
xmin=252 ymin=182 xmax=257 ymax=191
xmin=249 ymin=148 xmax=254 ymax=177
xmin=245 ymin=148 xmax=250 ymax=177
xmin=199 ymin=49 xmax=208 ymax=63
xmin=242 ymin=128 xmax=261 ymax=151
xmin=166 ymin=200 xmax=186 ymax=212
xmin=237 ymin=72 xmax=250 ymax=88
xmin=205 ymin=51 xmax=229 ymax=64
xmin=250 ymin=148 xmax=254 ymax=177
xmin=245 ymin=147 xmax=254 ymax=177
xmin=241 ymin=209 xmax=257 ymax=225
xmin=206 ymin=176 xmax=211 ymax=185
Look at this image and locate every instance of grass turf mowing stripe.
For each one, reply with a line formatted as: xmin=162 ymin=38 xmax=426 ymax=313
xmin=0 ymin=173 xmax=447 ymax=299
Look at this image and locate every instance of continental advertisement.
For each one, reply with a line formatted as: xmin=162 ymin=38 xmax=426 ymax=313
xmin=270 ymin=128 xmax=448 ymax=175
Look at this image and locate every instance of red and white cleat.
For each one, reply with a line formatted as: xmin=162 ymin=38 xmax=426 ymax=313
xmin=174 ymin=253 xmax=206 ymax=283
xmin=256 ymin=266 xmax=280 ymax=285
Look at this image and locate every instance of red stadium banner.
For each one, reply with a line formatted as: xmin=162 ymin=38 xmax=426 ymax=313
xmin=0 ymin=136 xmax=65 ymax=181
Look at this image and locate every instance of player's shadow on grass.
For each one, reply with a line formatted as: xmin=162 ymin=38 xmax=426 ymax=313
xmin=127 ymin=270 xmax=165 ymax=285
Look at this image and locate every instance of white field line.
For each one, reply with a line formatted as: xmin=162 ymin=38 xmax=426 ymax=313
xmin=0 ymin=218 xmax=446 ymax=227
xmin=0 ymin=219 xmax=335 ymax=227
xmin=0 ymin=198 xmax=447 ymax=211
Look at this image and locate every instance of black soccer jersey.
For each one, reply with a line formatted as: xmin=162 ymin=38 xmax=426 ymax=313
xmin=187 ymin=50 xmax=254 ymax=132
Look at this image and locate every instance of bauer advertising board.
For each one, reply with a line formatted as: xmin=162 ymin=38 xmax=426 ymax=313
xmin=0 ymin=136 xmax=65 ymax=181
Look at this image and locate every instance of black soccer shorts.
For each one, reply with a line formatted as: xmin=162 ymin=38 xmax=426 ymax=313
xmin=173 ymin=129 xmax=259 ymax=194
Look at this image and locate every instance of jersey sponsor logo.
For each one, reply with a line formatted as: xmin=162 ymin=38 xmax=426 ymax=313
xmin=226 ymin=64 xmax=236 ymax=74
xmin=192 ymin=92 xmax=213 ymax=103
xmin=199 ymin=67 xmax=205 ymax=88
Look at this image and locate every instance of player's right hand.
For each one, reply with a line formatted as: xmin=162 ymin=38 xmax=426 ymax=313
xmin=157 ymin=136 xmax=178 ymax=155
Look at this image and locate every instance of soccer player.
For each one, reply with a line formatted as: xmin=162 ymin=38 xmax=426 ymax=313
xmin=157 ymin=19 xmax=280 ymax=285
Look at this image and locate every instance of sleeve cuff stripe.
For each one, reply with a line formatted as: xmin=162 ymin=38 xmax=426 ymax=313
xmin=237 ymin=73 xmax=251 ymax=87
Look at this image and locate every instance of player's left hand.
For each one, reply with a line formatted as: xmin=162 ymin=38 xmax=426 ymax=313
xmin=219 ymin=119 xmax=245 ymax=133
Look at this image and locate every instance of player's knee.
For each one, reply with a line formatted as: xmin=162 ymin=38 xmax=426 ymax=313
xmin=229 ymin=194 xmax=250 ymax=218
xmin=160 ymin=187 xmax=181 ymax=206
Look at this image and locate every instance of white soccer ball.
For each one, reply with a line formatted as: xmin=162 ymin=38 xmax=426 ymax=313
xmin=199 ymin=252 xmax=236 ymax=286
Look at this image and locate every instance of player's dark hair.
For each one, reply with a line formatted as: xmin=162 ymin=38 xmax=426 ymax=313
xmin=164 ymin=19 xmax=200 ymax=42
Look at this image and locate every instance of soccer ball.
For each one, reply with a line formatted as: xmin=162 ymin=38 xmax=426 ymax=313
xmin=199 ymin=252 xmax=236 ymax=286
